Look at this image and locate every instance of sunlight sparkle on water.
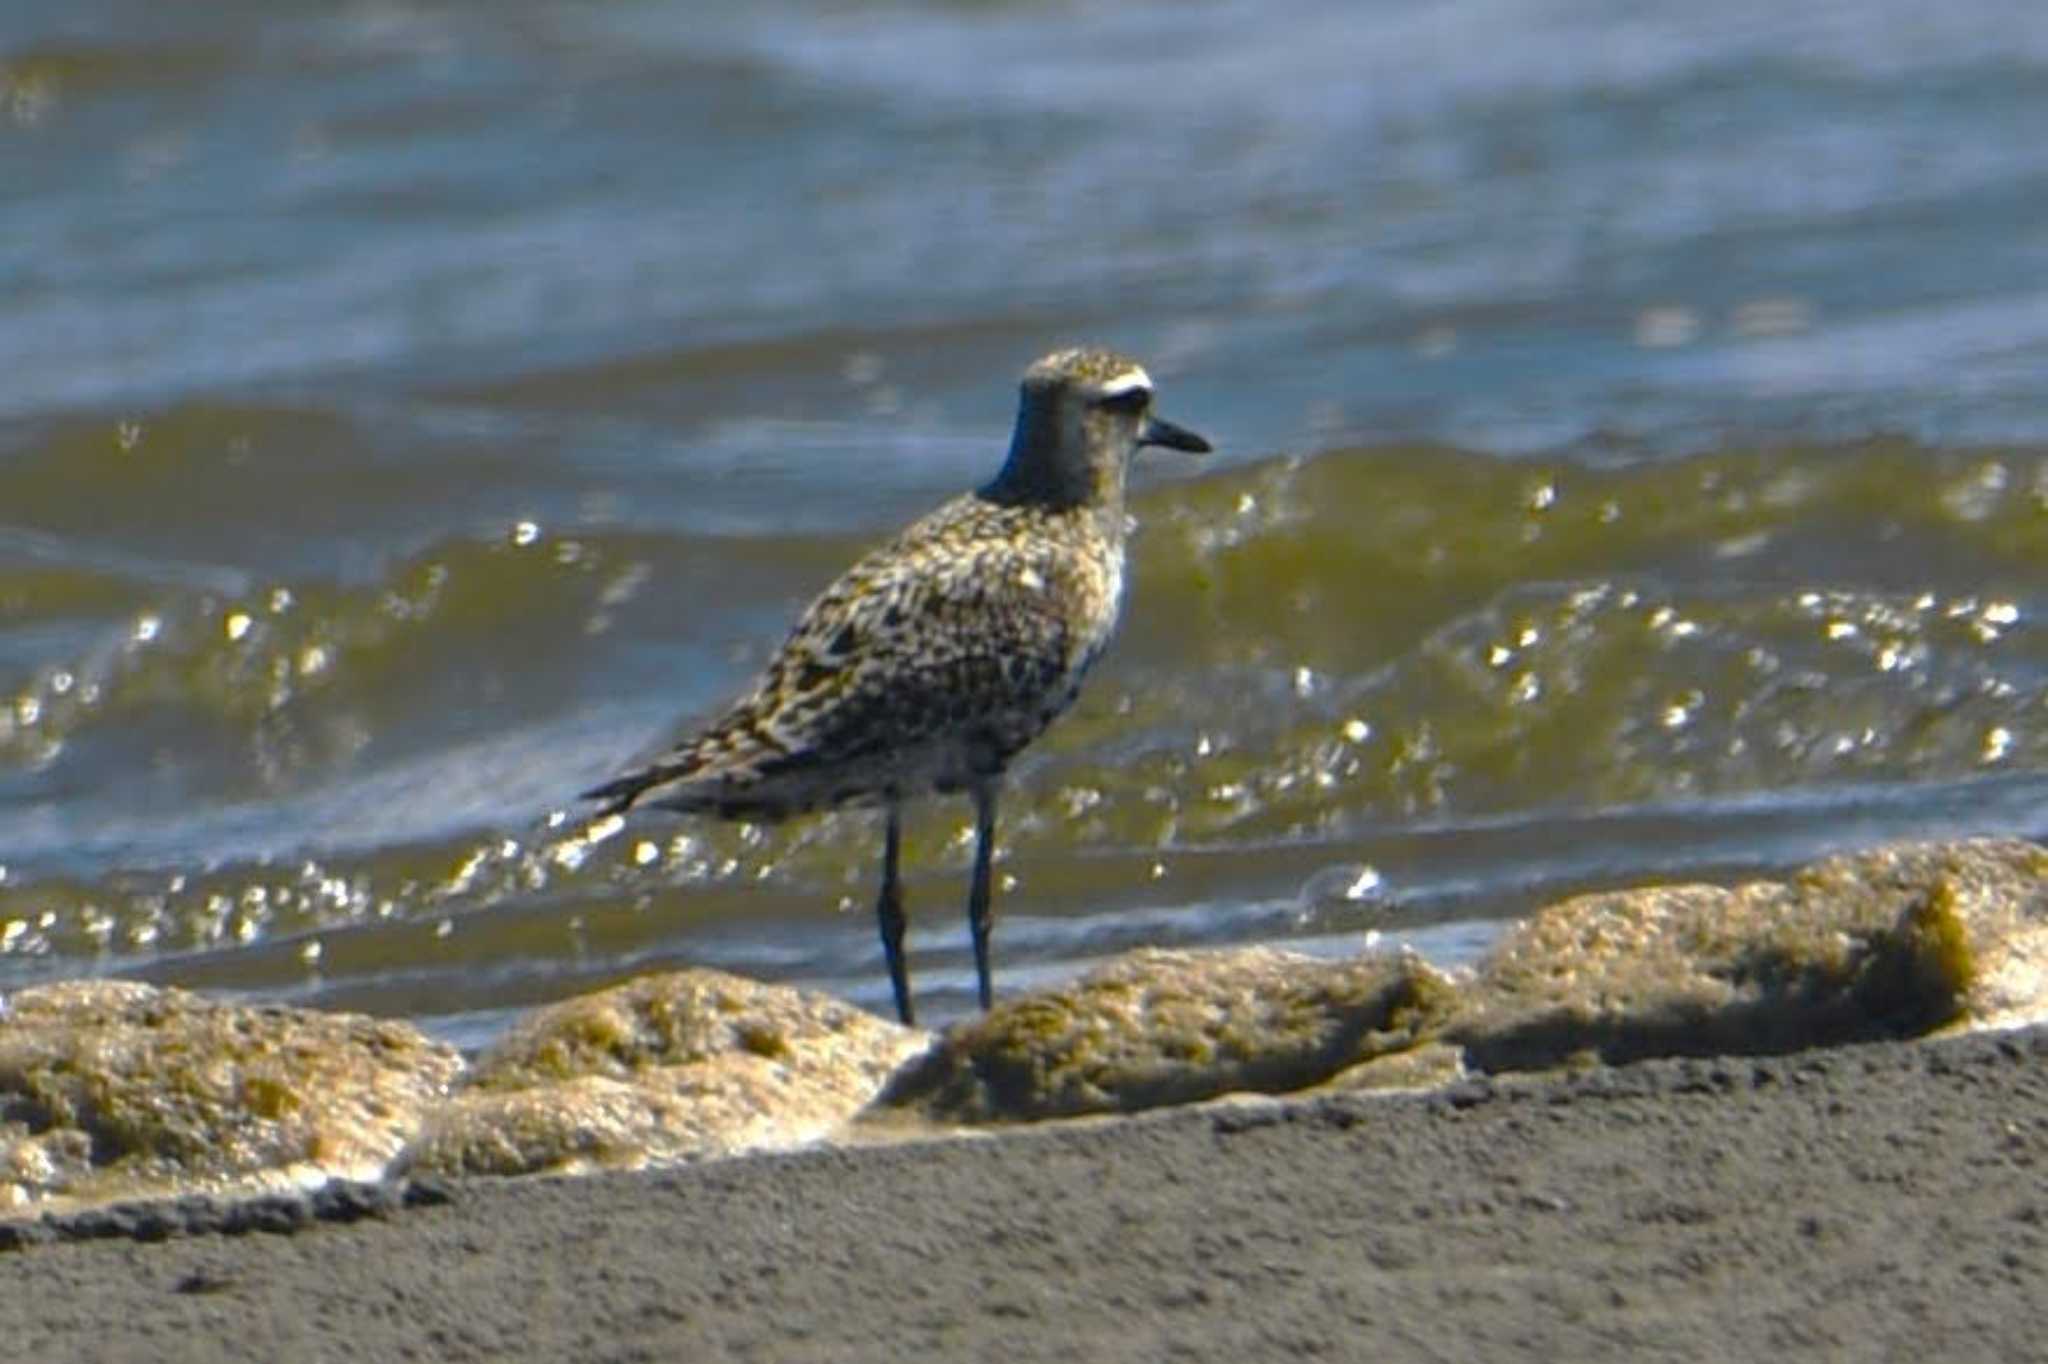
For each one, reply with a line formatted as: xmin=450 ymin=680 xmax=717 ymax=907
xmin=1338 ymin=866 xmax=1382 ymax=900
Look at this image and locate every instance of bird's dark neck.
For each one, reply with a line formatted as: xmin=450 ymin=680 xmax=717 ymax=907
xmin=980 ymin=410 xmax=1123 ymax=518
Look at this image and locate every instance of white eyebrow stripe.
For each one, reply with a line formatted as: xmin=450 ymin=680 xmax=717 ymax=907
xmin=1097 ymin=367 xmax=1153 ymax=398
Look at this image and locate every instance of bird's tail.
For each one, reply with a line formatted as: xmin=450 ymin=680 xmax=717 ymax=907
xmin=579 ymin=762 xmax=684 ymax=819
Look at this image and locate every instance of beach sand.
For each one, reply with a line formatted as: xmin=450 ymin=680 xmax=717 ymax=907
xmin=5 ymin=1023 xmax=2044 ymax=1363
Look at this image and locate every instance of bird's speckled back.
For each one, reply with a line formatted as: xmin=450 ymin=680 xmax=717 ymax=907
xmin=582 ymin=346 xmax=1200 ymax=822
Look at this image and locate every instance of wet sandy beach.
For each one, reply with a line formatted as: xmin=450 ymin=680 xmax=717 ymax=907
xmin=7 ymin=1022 xmax=2044 ymax=1363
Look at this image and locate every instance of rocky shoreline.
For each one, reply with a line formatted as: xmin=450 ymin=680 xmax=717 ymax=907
xmin=6 ymin=839 xmax=2046 ymax=1227
xmin=6 ymin=837 xmax=2048 ymax=1360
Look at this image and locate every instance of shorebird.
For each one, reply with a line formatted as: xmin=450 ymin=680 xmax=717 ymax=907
xmin=582 ymin=347 xmax=1210 ymax=1024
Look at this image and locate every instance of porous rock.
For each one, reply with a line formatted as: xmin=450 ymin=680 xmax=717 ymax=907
xmin=401 ymin=969 xmax=927 ymax=1176
xmin=1 ymin=980 xmax=461 ymax=1214
xmin=1451 ymin=838 xmax=2048 ymax=1070
xmin=868 ymin=946 xmax=1459 ymax=1123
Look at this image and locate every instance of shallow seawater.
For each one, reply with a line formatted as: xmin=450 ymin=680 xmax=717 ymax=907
xmin=4 ymin=0 xmax=2048 ymax=1045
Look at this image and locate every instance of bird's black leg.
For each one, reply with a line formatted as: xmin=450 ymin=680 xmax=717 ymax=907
xmin=877 ymin=801 xmax=913 ymax=1025
xmin=968 ymin=780 xmax=998 ymax=1011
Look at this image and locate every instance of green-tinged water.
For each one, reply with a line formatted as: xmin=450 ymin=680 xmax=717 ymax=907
xmin=6 ymin=437 xmax=2048 ymax=1034
xmin=6 ymin=0 xmax=2048 ymax=1040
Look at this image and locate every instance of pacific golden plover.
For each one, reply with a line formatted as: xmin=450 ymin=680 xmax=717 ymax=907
xmin=583 ymin=347 xmax=1211 ymax=1024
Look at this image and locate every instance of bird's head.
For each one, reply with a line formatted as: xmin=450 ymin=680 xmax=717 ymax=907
xmin=988 ymin=347 xmax=1210 ymax=509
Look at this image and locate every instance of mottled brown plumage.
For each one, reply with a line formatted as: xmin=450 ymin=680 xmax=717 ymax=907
xmin=583 ymin=347 xmax=1210 ymax=1023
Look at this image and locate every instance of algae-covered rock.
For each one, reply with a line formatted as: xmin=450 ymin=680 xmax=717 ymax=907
xmin=401 ymin=970 xmax=926 ymax=1177
xmin=868 ymin=946 xmax=1459 ymax=1124
xmin=1451 ymin=838 xmax=2048 ymax=1071
xmin=0 ymin=980 xmax=461 ymax=1214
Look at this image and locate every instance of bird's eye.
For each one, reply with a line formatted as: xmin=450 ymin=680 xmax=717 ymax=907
xmin=1094 ymin=386 xmax=1151 ymax=415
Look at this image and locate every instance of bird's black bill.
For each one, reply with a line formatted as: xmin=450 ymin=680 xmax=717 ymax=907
xmin=1139 ymin=415 xmax=1212 ymax=454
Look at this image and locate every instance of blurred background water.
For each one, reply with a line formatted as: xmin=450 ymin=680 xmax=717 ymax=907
xmin=5 ymin=0 xmax=2048 ymax=1043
